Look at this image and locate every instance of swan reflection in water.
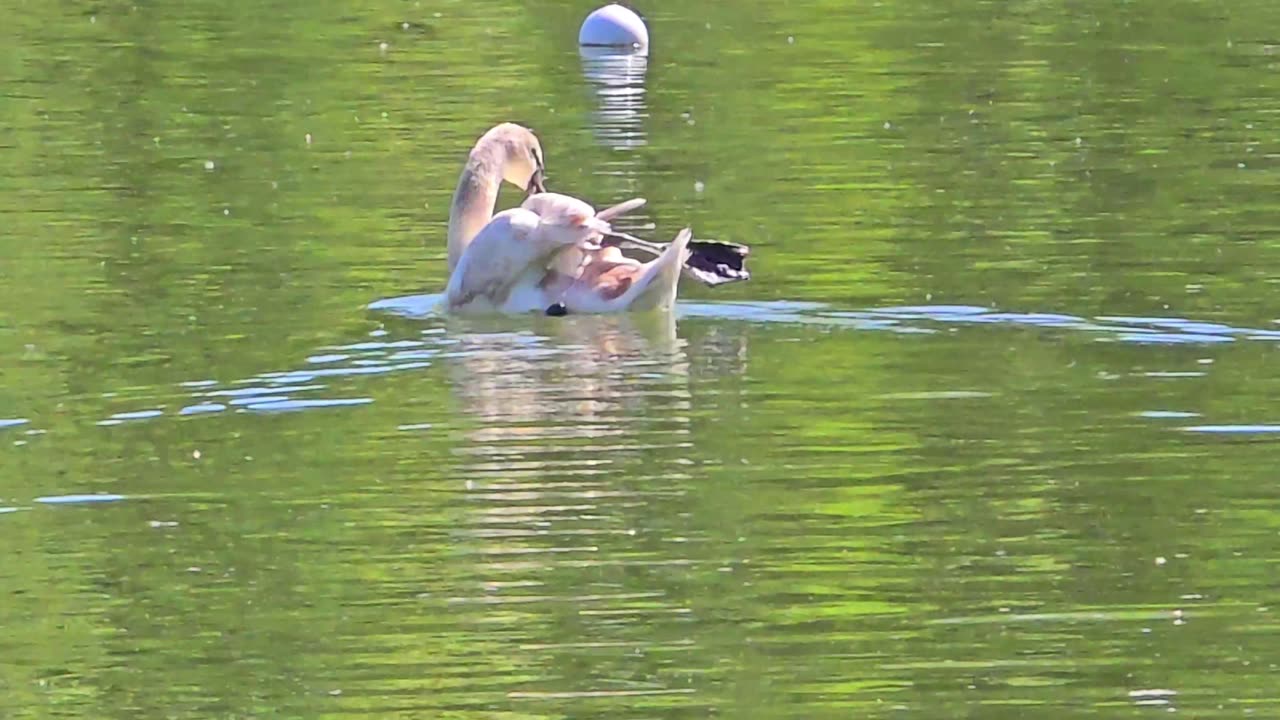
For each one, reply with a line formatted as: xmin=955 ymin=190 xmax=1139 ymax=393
xmin=437 ymin=310 xmax=751 ymax=701
xmin=442 ymin=311 xmax=689 ymax=451
xmin=436 ymin=308 xmax=748 ymax=486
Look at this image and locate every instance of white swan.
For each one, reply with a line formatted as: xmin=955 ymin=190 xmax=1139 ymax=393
xmin=443 ymin=123 xmax=748 ymax=315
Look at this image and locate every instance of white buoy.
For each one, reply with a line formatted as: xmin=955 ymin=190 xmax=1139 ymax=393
xmin=579 ymin=4 xmax=649 ymax=52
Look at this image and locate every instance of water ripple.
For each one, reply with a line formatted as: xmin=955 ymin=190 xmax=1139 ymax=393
xmin=33 ymin=494 xmax=126 ymax=505
xmin=243 ymin=398 xmax=373 ymax=413
xmin=77 ymin=299 xmax=1280 ymax=437
xmin=1183 ymin=425 xmax=1280 ymax=434
xmin=178 ymin=402 xmax=226 ymax=416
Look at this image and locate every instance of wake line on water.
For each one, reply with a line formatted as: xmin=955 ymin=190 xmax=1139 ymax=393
xmin=371 ymin=293 xmax=1280 ymax=345
xmin=5 ymin=299 xmax=1278 ymax=438
xmin=680 ymin=300 xmax=1280 ymax=345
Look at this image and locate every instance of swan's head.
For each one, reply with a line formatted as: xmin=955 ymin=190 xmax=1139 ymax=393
xmin=479 ymin=122 xmax=546 ymax=196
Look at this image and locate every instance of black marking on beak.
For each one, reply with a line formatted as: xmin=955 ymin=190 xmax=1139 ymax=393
xmin=526 ymin=167 xmax=546 ymax=196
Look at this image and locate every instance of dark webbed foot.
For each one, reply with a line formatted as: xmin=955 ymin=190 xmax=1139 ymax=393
xmin=597 ymin=226 xmax=751 ymax=288
xmin=545 ymin=302 xmax=569 ymax=317
xmin=685 ymin=240 xmax=751 ymax=286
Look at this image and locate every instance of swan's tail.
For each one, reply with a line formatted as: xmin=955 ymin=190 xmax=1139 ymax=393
xmin=623 ymin=228 xmax=692 ymax=312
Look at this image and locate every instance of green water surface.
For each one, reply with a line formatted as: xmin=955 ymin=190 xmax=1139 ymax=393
xmin=3 ymin=0 xmax=1280 ymax=717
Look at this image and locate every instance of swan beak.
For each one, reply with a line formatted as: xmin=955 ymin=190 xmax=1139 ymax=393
xmin=526 ymin=168 xmax=546 ymax=196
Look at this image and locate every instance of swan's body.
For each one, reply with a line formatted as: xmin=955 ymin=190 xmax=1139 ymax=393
xmin=442 ymin=123 xmax=744 ymax=315
xmin=444 ymin=199 xmax=610 ymax=313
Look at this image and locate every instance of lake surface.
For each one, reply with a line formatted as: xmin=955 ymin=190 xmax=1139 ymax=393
xmin=4 ymin=0 xmax=1280 ymax=717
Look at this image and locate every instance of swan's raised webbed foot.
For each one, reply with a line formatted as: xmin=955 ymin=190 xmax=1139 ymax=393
xmin=684 ymin=239 xmax=751 ymax=286
xmin=601 ymin=231 xmax=751 ymax=287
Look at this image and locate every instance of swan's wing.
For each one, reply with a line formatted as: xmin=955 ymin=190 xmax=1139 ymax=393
xmin=523 ymin=193 xmax=644 ymax=222
xmin=526 ymin=192 xmax=749 ymax=286
xmin=594 ymin=197 xmax=646 ymax=221
xmin=445 ymin=209 xmax=542 ymax=308
xmin=521 ymin=192 xmax=596 ymax=219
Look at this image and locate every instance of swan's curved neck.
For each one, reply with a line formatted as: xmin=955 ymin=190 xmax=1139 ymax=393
xmin=447 ymin=151 xmax=504 ymax=273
